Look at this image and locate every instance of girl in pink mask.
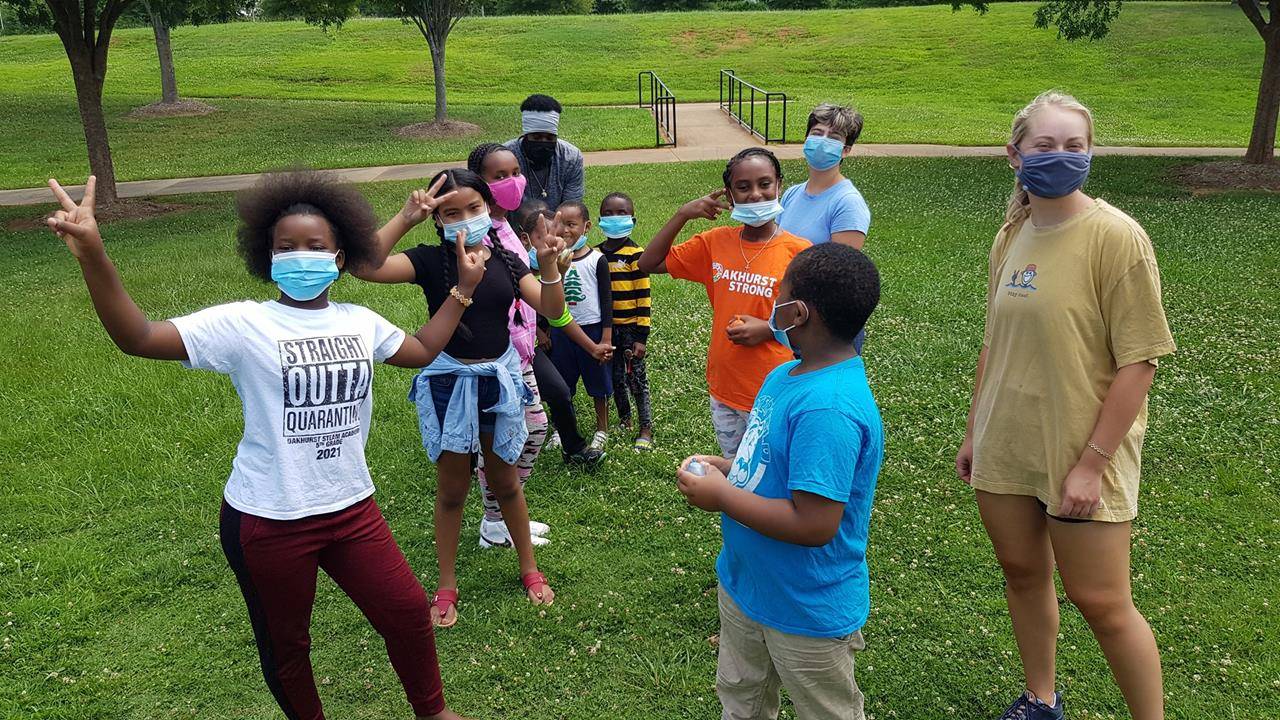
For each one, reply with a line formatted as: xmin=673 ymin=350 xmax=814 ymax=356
xmin=462 ymin=144 xmax=606 ymax=552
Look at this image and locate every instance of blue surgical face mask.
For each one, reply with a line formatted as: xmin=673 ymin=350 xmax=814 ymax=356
xmin=441 ymin=210 xmax=492 ymax=246
xmin=767 ymin=299 xmax=804 ymax=350
xmin=803 ymin=135 xmax=844 ymax=171
xmin=271 ymin=250 xmax=340 ymax=302
xmin=1015 ymin=149 xmax=1092 ymax=199
xmin=731 ymin=199 xmax=782 ymax=228
xmin=571 ymin=233 xmax=589 ymax=252
xmin=597 ymin=215 xmax=635 ymax=239
xmin=527 ymin=247 xmax=540 ymax=270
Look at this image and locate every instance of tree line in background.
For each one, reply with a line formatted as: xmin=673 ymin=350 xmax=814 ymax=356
xmin=3 ymin=0 xmax=1276 ymax=205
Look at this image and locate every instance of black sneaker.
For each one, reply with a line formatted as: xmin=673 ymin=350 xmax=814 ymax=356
xmin=563 ymin=447 xmax=605 ymax=467
xmin=998 ymin=691 xmax=1064 ymax=720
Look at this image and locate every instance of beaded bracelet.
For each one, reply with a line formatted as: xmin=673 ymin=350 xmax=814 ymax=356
xmin=449 ymin=286 xmax=473 ymax=308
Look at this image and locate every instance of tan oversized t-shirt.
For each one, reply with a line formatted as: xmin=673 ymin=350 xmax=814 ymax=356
xmin=970 ymin=199 xmax=1175 ymax=521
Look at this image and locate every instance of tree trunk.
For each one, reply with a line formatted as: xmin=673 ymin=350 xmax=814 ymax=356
xmin=150 ymin=11 xmax=179 ymax=104
xmin=1245 ymin=31 xmax=1279 ymax=164
xmin=68 ymin=48 xmax=119 ymax=204
xmin=428 ymin=39 xmax=447 ymax=123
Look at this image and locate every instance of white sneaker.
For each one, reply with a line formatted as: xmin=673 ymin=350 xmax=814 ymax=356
xmin=545 ymin=432 xmax=562 ymax=450
xmin=479 ymin=518 xmax=550 ymax=548
xmin=590 ymin=431 xmax=608 ymax=451
xmin=529 ymin=519 xmax=551 ymax=537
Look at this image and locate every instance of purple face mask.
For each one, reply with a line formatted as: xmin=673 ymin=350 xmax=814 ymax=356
xmin=1015 ymin=149 xmax=1092 ymax=199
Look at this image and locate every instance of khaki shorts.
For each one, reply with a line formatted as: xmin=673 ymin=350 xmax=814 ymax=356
xmin=717 ymin=586 xmax=866 ymax=720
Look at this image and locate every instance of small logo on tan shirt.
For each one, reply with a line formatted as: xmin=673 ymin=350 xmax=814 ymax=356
xmin=1006 ymin=264 xmax=1038 ymax=291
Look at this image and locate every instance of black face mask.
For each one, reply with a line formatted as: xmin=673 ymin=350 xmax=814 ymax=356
xmin=522 ymin=137 xmax=556 ymax=166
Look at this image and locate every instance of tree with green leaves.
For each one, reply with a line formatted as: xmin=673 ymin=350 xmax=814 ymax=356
xmin=136 ymin=0 xmax=245 ymax=105
xmin=8 ymin=0 xmax=139 ymax=204
xmin=955 ymin=1 xmax=1278 ymax=164
xmin=269 ymin=0 xmax=469 ymax=123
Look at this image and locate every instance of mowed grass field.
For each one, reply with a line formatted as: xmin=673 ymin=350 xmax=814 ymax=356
xmin=0 ymin=2 xmax=1275 ymax=189
xmin=1 ymin=157 xmax=1277 ymax=719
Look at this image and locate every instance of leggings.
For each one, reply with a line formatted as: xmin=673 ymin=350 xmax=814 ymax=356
xmin=532 ymin=347 xmax=587 ymax=456
xmin=477 ymin=362 xmax=549 ymax=522
xmin=220 ymin=498 xmax=445 ymax=719
xmin=610 ymin=325 xmax=652 ymax=428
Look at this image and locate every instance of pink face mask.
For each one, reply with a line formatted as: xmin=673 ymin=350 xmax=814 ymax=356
xmin=488 ymin=175 xmax=527 ymax=212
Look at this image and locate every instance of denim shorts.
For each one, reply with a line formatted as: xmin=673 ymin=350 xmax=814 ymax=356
xmin=429 ymin=374 xmax=502 ymax=434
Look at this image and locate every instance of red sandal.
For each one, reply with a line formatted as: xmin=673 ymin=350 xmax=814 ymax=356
xmin=430 ymin=588 xmax=459 ymax=628
xmin=521 ymin=571 xmax=554 ymax=605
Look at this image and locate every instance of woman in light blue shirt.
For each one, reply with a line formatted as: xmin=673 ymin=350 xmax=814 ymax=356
xmin=779 ymin=103 xmax=871 ymax=250
xmin=780 ymin=103 xmax=871 ymax=353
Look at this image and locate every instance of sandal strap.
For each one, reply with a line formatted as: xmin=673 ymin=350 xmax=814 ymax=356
xmin=521 ymin=571 xmax=548 ymax=591
xmin=431 ymin=588 xmax=459 ymax=610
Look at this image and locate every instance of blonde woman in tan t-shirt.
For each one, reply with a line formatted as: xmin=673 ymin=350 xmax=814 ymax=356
xmin=956 ymin=92 xmax=1175 ymax=720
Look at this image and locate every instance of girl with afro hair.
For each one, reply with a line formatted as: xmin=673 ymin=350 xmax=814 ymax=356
xmin=45 ymin=170 xmax=479 ymax=720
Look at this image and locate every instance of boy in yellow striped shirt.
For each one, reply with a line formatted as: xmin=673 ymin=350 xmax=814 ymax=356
xmin=598 ymin=193 xmax=655 ymax=451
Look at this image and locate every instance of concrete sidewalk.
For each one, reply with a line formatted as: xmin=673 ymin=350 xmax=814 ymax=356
xmin=0 ymin=101 xmax=1246 ymax=207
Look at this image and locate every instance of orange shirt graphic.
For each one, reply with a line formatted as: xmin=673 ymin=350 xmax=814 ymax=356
xmin=665 ymin=225 xmax=811 ymax=411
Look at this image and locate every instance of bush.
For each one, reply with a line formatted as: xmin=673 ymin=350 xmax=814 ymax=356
xmin=767 ymin=0 xmax=827 ymax=8
xmin=628 ymin=0 xmax=711 ymax=11
xmin=494 ymin=0 xmax=592 ymax=13
xmin=592 ymin=0 xmax=628 ymax=12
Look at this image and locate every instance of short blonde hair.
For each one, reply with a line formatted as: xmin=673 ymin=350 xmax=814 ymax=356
xmin=807 ymin=103 xmax=864 ymax=147
xmin=1005 ymin=91 xmax=1095 ymax=224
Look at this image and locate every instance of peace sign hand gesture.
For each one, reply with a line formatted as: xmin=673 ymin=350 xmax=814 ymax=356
xmin=679 ymin=189 xmax=731 ymax=222
xmin=454 ymin=230 xmax=485 ymax=296
xmin=46 ymin=177 xmax=103 ymax=260
xmin=530 ymin=211 xmax=568 ymax=274
xmin=399 ymin=174 xmax=457 ymax=227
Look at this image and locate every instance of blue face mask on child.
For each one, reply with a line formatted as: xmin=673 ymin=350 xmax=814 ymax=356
xmin=570 ymin=234 xmax=589 ymax=252
xmin=271 ymin=250 xmax=340 ymax=302
xmin=442 ymin=211 xmax=492 ymax=246
xmin=731 ymin=199 xmax=783 ymax=228
xmin=767 ymin=299 xmax=805 ymax=351
xmin=1015 ymin=150 xmax=1092 ymax=199
xmin=597 ymin=215 xmax=635 ymax=239
xmin=527 ymin=247 xmax=540 ymax=270
xmin=803 ymin=135 xmax=844 ymax=171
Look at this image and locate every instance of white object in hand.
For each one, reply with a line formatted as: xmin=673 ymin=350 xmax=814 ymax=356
xmin=686 ymin=459 xmax=706 ymax=477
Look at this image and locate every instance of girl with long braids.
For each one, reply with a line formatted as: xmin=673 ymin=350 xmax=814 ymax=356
xmin=353 ymin=168 xmax=567 ymax=628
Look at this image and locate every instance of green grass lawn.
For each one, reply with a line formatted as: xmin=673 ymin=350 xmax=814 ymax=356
xmin=0 ymin=94 xmax=652 ymax=191
xmin=0 ymin=2 xmax=1275 ymax=190
xmin=1 ymin=157 xmax=1277 ymax=719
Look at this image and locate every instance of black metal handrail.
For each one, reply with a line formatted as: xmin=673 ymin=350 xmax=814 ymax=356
xmin=718 ymin=69 xmax=787 ymax=144
xmin=638 ymin=70 xmax=677 ymax=148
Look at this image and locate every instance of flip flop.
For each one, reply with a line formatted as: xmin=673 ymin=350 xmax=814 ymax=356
xmin=633 ymin=437 xmax=654 ymax=452
xmin=430 ymin=588 xmax=459 ymax=628
xmin=521 ymin=571 xmax=554 ymax=606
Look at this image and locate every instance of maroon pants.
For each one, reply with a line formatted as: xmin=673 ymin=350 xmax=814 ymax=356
xmin=219 ymin=497 xmax=445 ymax=719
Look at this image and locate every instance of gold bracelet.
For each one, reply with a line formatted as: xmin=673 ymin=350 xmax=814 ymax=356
xmin=449 ymin=285 xmax=473 ymax=308
xmin=1087 ymin=441 xmax=1113 ymax=462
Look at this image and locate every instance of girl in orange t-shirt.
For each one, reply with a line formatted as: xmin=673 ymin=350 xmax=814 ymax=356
xmin=638 ymin=147 xmax=809 ymax=457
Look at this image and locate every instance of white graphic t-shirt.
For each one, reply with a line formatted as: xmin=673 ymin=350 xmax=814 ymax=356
xmin=170 ymin=300 xmax=406 ymax=520
xmin=564 ymin=248 xmax=604 ymax=325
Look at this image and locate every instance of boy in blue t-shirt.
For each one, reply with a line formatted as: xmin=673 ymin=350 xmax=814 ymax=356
xmin=677 ymin=242 xmax=883 ymax=720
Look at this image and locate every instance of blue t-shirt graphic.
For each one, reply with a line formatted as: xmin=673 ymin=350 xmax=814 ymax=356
xmin=716 ymin=356 xmax=884 ymax=638
xmin=778 ymin=178 xmax=871 ymax=246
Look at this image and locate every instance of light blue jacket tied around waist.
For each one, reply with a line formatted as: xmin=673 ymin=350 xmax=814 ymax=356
xmin=407 ymin=343 xmax=532 ymax=465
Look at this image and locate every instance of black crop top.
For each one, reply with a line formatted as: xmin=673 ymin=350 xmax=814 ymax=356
xmin=403 ymin=242 xmax=530 ymax=359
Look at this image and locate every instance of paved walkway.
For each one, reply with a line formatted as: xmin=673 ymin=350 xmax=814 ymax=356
xmin=0 ymin=101 xmax=1246 ymax=206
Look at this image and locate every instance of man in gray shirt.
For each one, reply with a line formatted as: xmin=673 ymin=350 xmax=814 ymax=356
xmin=504 ymin=94 xmax=585 ymax=208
